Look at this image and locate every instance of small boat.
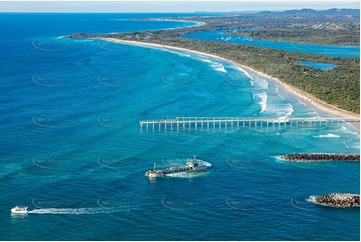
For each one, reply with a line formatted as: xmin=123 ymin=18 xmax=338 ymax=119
xmin=11 ymin=206 xmax=29 ymax=214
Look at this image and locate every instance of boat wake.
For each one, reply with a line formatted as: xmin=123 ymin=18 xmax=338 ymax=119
xmin=199 ymin=161 xmax=212 ymax=167
xmin=165 ymin=171 xmax=208 ymax=178
xmin=28 ymin=207 xmax=120 ymax=215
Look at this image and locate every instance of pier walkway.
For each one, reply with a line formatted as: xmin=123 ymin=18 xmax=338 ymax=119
xmin=139 ymin=116 xmax=360 ymax=131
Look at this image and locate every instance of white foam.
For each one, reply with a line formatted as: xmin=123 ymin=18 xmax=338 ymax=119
xmin=306 ymin=111 xmax=319 ymax=117
xmin=28 ymin=207 xmax=120 ymax=215
xmin=164 ymin=49 xmax=192 ymax=58
xmin=257 ymin=79 xmax=269 ymax=89
xmin=337 ymin=125 xmax=360 ymax=136
xmin=307 ymin=196 xmax=316 ymax=202
xmin=314 ymin=134 xmax=340 ymax=138
xmin=199 ymin=58 xmax=213 ymax=63
xmin=255 ymin=92 xmax=268 ymax=113
xmin=211 ymin=63 xmax=227 ymax=73
xmin=297 ymin=98 xmax=307 ymax=106
xmin=264 ymin=103 xmax=294 ymax=117
xmin=165 ymin=171 xmax=207 ymax=178
xmin=286 ymin=104 xmax=295 ymax=116
xmin=200 ymin=161 xmax=212 ymax=167
xmin=73 ymin=39 xmax=94 ymax=43
xmin=165 ymin=172 xmax=188 ymax=177
xmin=236 ymin=67 xmax=253 ymax=80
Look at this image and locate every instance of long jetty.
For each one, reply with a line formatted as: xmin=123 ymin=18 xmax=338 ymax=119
xmin=139 ymin=116 xmax=359 ymax=131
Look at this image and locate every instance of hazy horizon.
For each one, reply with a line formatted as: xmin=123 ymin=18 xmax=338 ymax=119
xmin=0 ymin=1 xmax=359 ymax=13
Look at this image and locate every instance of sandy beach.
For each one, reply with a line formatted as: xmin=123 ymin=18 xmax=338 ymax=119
xmin=101 ymin=38 xmax=360 ymax=121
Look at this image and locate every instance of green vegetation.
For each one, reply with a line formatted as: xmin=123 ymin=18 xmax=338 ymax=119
xmin=68 ymin=9 xmax=360 ymax=114
xmin=144 ymin=8 xmax=360 ymax=46
xmin=226 ymin=27 xmax=360 ymax=46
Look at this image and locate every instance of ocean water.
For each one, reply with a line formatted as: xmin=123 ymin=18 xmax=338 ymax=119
xmin=183 ymin=29 xmax=360 ymax=57
xmin=0 ymin=13 xmax=360 ymax=241
xmin=299 ymin=61 xmax=337 ymax=70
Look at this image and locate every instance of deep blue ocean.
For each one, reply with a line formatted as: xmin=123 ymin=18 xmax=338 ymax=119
xmin=0 ymin=13 xmax=359 ymax=241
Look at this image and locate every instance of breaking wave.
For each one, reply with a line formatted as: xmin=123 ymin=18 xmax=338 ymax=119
xmin=314 ymin=134 xmax=340 ymax=138
xmin=211 ymin=62 xmax=227 ymax=73
xmin=164 ymin=49 xmax=192 ymax=58
xmin=236 ymin=67 xmax=253 ymax=80
xmin=265 ymin=103 xmax=294 ymax=117
xmin=256 ymin=79 xmax=269 ymax=89
xmin=198 ymin=58 xmax=213 ymax=63
xmin=255 ymin=92 xmax=268 ymax=113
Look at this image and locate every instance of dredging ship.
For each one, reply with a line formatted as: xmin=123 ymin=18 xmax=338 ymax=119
xmin=145 ymin=155 xmax=211 ymax=178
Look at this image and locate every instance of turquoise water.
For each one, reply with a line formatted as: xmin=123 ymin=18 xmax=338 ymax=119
xmin=299 ymin=61 xmax=337 ymax=70
xmin=0 ymin=14 xmax=359 ymax=241
xmin=183 ymin=29 xmax=360 ymax=57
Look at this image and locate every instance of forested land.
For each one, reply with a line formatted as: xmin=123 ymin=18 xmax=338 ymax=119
xmin=68 ymin=8 xmax=360 ymax=113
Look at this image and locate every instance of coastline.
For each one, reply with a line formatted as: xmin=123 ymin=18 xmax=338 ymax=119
xmin=101 ymin=38 xmax=360 ymax=121
xmin=144 ymin=19 xmax=206 ymax=27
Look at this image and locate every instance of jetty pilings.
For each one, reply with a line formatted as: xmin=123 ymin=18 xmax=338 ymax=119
xmin=139 ymin=117 xmax=360 ymax=131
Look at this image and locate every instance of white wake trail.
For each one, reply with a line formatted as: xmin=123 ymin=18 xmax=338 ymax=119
xmin=28 ymin=207 xmax=120 ymax=215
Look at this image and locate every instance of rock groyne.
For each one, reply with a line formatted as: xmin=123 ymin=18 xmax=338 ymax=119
xmin=311 ymin=193 xmax=360 ymax=208
xmin=280 ymin=153 xmax=360 ymax=162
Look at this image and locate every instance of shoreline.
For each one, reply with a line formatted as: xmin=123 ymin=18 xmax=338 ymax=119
xmin=101 ymin=38 xmax=360 ymax=121
xmin=142 ymin=18 xmax=206 ymax=27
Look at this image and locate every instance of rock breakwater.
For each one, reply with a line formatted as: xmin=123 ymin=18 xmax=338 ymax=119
xmin=280 ymin=153 xmax=360 ymax=162
xmin=311 ymin=193 xmax=360 ymax=208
